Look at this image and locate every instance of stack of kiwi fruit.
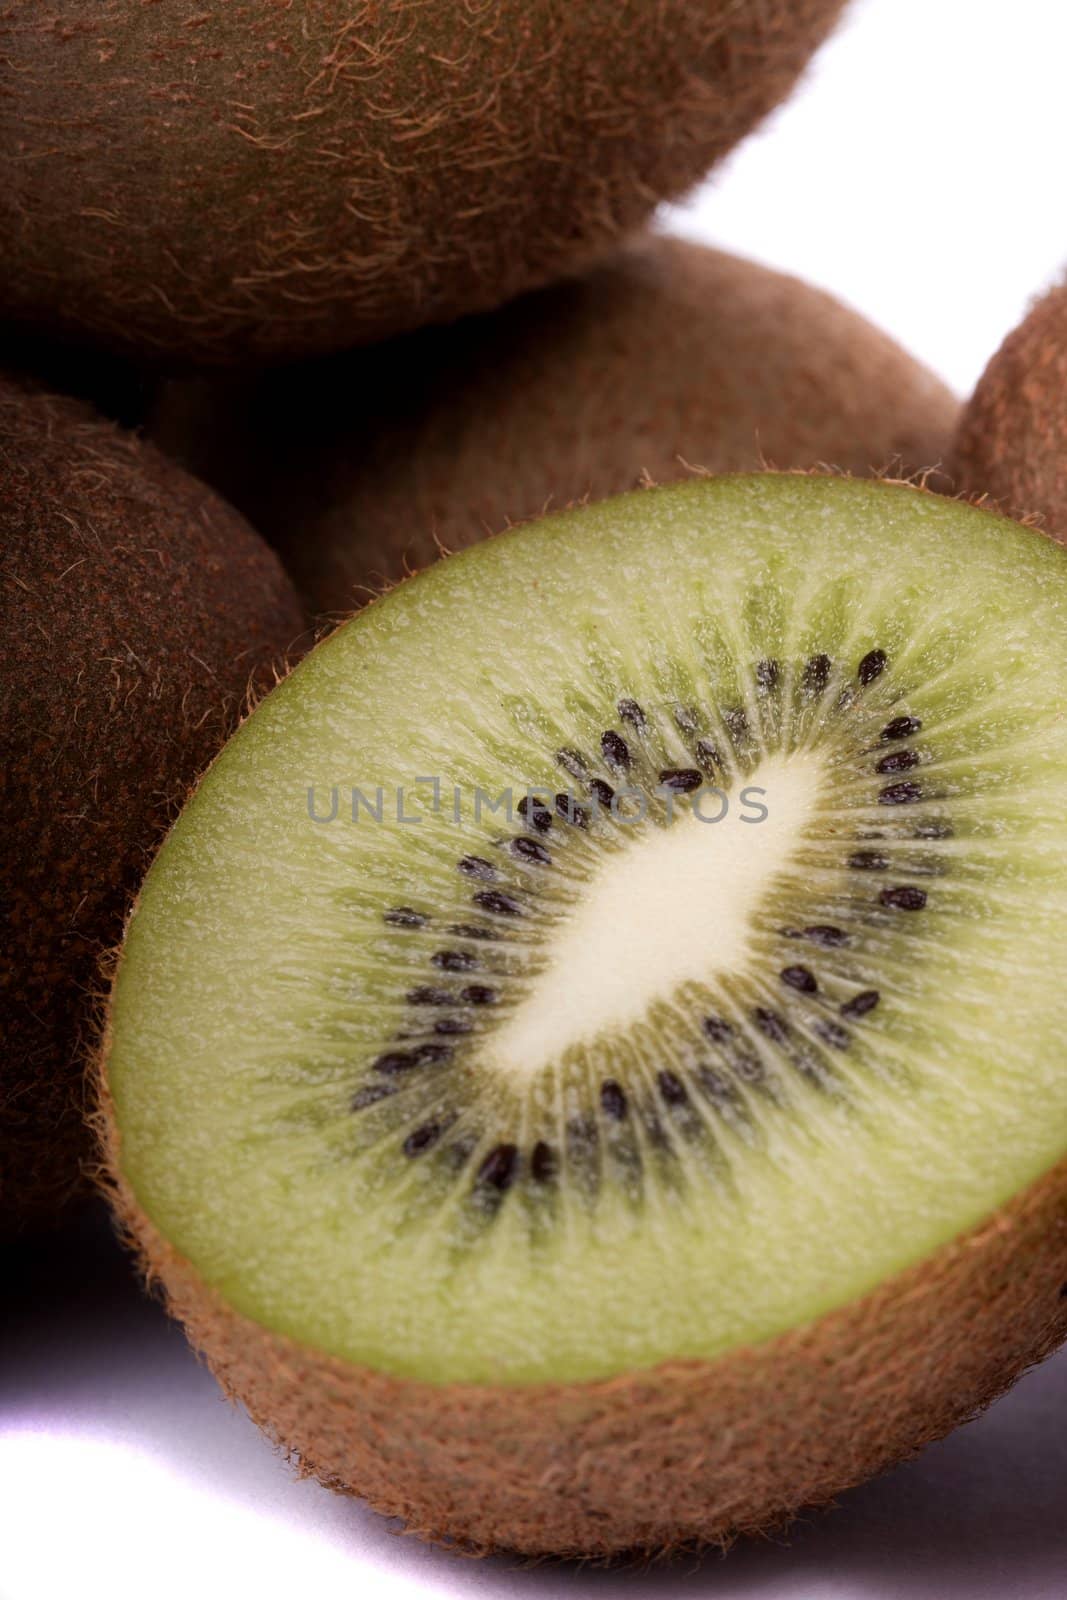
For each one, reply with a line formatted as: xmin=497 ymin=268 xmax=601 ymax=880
xmin=4 ymin=0 xmax=1067 ymax=1564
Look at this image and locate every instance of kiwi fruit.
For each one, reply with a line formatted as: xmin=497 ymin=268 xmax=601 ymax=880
xmin=0 ymin=3 xmax=847 ymax=365
xmin=1 ymin=376 xmax=305 ymax=1234
xmin=154 ymin=238 xmax=958 ymax=614
xmin=954 ymin=282 xmax=1067 ymax=539
xmin=100 ymin=474 xmax=1067 ymax=1556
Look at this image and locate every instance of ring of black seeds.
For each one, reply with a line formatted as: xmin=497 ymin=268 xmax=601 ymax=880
xmin=345 ymin=645 xmax=947 ymax=1211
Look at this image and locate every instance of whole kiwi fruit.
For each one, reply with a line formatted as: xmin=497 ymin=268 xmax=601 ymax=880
xmin=0 ymin=3 xmax=848 ymax=364
xmin=155 ymin=238 xmax=958 ymax=614
xmin=953 ymin=281 xmax=1067 ymax=539
xmin=100 ymin=474 xmax=1067 ymax=1556
xmin=0 ymin=377 xmax=305 ymax=1234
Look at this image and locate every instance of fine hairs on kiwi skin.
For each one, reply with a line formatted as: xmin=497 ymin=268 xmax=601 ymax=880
xmin=954 ymin=281 xmax=1067 ymax=539
xmin=100 ymin=474 xmax=1067 ymax=1557
xmin=154 ymin=237 xmax=958 ymax=615
xmin=0 ymin=376 xmax=306 ymax=1235
xmin=0 ymin=2 xmax=848 ymax=366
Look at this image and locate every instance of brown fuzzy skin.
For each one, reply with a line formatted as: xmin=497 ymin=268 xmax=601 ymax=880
xmin=97 ymin=1086 xmax=1067 ymax=1557
xmin=0 ymin=378 xmax=305 ymax=1234
xmin=0 ymin=2 xmax=848 ymax=365
xmin=155 ymin=238 xmax=958 ymax=614
xmin=954 ymin=283 xmax=1067 ymax=540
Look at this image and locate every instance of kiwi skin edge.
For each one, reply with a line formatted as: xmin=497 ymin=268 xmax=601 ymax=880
xmin=1 ymin=377 xmax=306 ymax=1236
xmin=96 ymin=1077 xmax=1067 ymax=1558
xmin=954 ymin=282 xmax=1067 ymax=542
xmin=0 ymin=0 xmax=848 ymax=364
xmin=154 ymin=237 xmax=959 ymax=617
xmin=90 ymin=477 xmax=1067 ymax=1556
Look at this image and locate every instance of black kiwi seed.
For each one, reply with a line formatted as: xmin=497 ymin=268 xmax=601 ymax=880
xmin=384 ymin=907 xmax=427 ymax=929
xmin=434 ymin=1017 xmax=472 ymax=1036
xmin=476 ymin=1143 xmax=519 ymax=1193
xmin=590 ymin=778 xmax=615 ymax=810
xmin=658 ymin=768 xmax=703 ymax=793
xmin=511 ymin=836 xmax=551 ymax=864
xmin=815 ymin=1019 xmax=851 ymax=1050
xmin=879 ymin=781 xmax=923 ymax=806
xmin=881 ymin=715 xmax=922 ymax=742
xmin=458 ymin=855 xmax=497 ymax=881
xmin=780 ymin=965 xmax=817 ymax=994
xmin=723 ymin=708 xmax=749 ymax=742
xmin=460 ymin=984 xmax=497 ymax=1006
xmin=880 ymin=886 xmax=927 ymax=911
xmin=695 ymin=739 xmax=721 ymax=771
xmin=530 ymin=1140 xmax=558 ymax=1184
xmin=517 ymin=796 xmax=553 ymax=834
xmin=849 ymin=849 xmax=890 ymax=871
xmin=674 ymin=705 xmax=700 ymax=735
xmin=556 ymin=748 xmax=589 ymax=780
xmin=448 ymin=923 xmax=496 ymax=941
xmin=374 ymin=1050 xmax=420 ymax=1075
xmin=753 ymin=1008 xmax=789 ymax=1045
xmin=403 ymin=1122 xmax=443 ymax=1158
xmin=841 ymin=989 xmax=881 ymax=1019
xmin=617 ymin=698 xmax=647 ymax=731
xmin=351 ymin=1082 xmax=398 ymax=1111
xmin=473 ymin=890 xmax=523 ymax=917
xmin=756 ymin=658 xmax=780 ymax=691
xmin=432 ymin=949 xmax=477 ymax=972
xmin=858 ymin=648 xmax=887 ymax=685
xmin=703 ymin=1014 xmax=733 ymax=1044
xmin=803 ymin=654 xmax=832 ymax=695
xmin=733 ymin=1049 xmax=770 ymax=1087
xmin=406 ymin=986 xmax=454 ymax=1006
xmin=876 ymin=749 xmax=921 ymax=774
xmin=600 ymin=1079 xmax=629 ymax=1120
xmin=601 ymin=729 xmax=631 ymax=771
xmin=657 ymin=1069 xmax=688 ymax=1106
xmin=696 ymin=1065 xmax=736 ymax=1106
xmin=555 ymin=793 xmax=589 ymax=827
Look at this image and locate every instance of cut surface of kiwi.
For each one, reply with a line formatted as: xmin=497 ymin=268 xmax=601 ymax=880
xmin=103 ymin=475 xmax=1067 ymax=1551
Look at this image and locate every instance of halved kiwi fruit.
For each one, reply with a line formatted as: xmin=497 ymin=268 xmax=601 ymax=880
xmin=100 ymin=475 xmax=1067 ymax=1556
xmin=0 ymin=2 xmax=847 ymax=363
xmin=155 ymin=237 xmax=957 ymax=614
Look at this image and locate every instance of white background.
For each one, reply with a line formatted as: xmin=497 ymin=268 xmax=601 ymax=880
xmin=5 ymin=2 xmax=1067 ymax=1596
xmin=668 ymin=0 xmax=1067 ymax=399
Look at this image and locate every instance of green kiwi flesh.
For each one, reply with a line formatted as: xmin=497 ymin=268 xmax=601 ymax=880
xmin=1 ymin=376 xmax=305 ymax=1232
xmin=102 ymin=475 xmax=1067 ymax=1550
xmin=0 ymin=2 xmax=847 ymax=363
